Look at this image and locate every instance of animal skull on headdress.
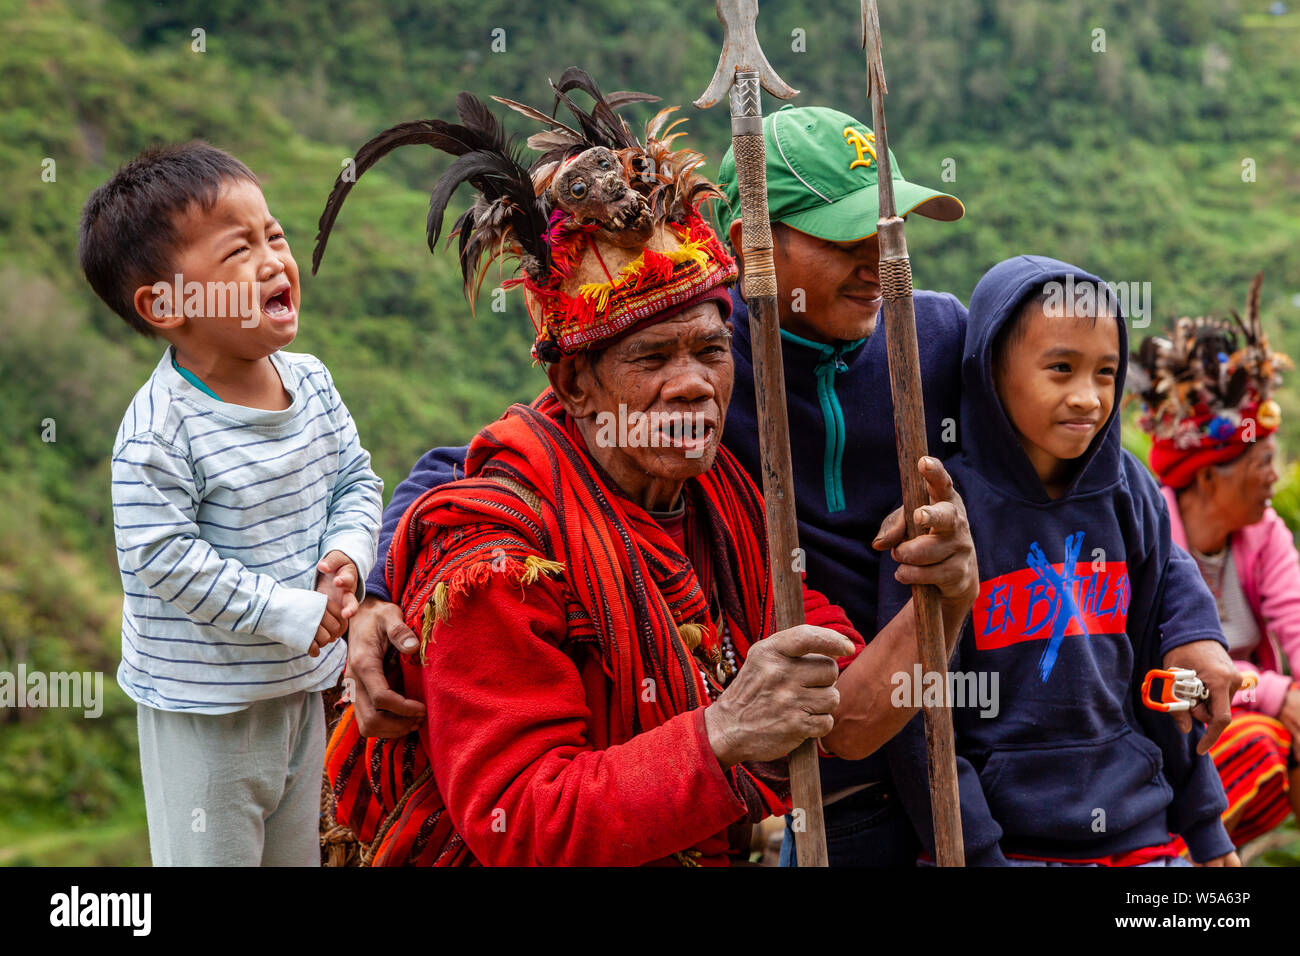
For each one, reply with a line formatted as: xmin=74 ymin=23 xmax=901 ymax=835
xmin=543 ymin=146 xmax=654 ymax=246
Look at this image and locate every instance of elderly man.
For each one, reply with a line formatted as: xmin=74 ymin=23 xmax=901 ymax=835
xmin=345 ymin=102 xmax=984 ymax=866
xmin=314 ymin=78 xmax=979 ymax=866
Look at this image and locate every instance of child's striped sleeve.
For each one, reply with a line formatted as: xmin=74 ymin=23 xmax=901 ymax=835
xmin=111 ymin=432 xmax=328 ymax=652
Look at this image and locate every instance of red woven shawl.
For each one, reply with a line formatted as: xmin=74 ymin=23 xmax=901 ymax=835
xmin=327 ymin=390 xmax=781 ymax=865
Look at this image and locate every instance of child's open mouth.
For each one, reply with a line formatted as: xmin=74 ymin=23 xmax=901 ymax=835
xmin=261 ymin=287 xmax=296 ymax=323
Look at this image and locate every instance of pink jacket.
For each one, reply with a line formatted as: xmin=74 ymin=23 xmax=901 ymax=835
xmin=1163 ymin=485 xmax=1300 ymax=716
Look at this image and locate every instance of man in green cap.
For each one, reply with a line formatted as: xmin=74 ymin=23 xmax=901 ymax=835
xmin=342 ymin=104 xmax=994 ymax=866
xmin=713 ymin=104 xmax=1002 ymax=866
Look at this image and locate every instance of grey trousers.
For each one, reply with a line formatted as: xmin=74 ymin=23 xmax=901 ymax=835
xmin=137 ymin=690 xmax=325 ymax=866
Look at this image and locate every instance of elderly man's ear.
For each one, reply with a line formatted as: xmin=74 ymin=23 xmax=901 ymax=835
xmin=546 ymin=353 xmax=603 ymax=420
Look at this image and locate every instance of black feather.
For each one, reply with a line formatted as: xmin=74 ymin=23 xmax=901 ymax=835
xmin=455 ymin=91 xmax=506 ymax=147
xmin=312 ymin=116 xmax=500 ymax=274
xmin=424 ymin=149 xmax=550 ymax=280
xmin=424 ymin=152 xmax=502 ymax=251
xmin=550 ymin=67 xmax=642 ymax=150
xmin=1224 ymin=366 xmax=1250 ymax=409
xmin=314 ymin=95 xmax=550 ymax=298
xmin=453 ymin=206 xmax=475 ymax=266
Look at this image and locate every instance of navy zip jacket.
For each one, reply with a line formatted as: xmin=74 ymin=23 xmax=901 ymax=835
xmin=724 ymin=288 xmax=965 ymax=808
xmin=880 ymin=255 xmax=1233 ymax=864
xmin=364 ymin=285 xmax=967 ymax=854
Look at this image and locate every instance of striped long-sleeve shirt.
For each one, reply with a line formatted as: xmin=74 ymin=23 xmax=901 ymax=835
xmin=111 ymin=348 xmax=383 ymax=714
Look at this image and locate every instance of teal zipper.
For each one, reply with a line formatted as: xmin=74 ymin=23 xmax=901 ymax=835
xmin=779 ymin=329 xmax=865 ymax=514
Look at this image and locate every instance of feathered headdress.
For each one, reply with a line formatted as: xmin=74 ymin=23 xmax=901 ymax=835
xmin=1127 ymin=272 xmax=1291 ymax=488
xmin=312 ymin=67 xmax=737 ymax=361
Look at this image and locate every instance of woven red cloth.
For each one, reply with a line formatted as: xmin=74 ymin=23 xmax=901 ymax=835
xmin=326 ymin=390 xmax=862 ymax=865
xmin=1203 ymin=709 xmax=1292 ymax=848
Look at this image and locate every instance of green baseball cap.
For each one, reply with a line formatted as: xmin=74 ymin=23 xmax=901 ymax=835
xmin=715 ymin=104 xmax=963 ymax=243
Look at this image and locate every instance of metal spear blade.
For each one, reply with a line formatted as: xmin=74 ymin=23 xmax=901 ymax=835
xmin=861 ymin=0 xmax=887 ymax=99
xmin=861 ymin=0 xmax=896 ymax=220
xmin=695 ymin=0 xmax=799 ymax=108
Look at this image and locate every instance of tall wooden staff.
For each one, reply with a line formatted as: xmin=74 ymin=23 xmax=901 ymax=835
xmin=862 ymin=0 xmax=965 ymax=866
xmin=694 ymin=0 xmax=829 ymax=867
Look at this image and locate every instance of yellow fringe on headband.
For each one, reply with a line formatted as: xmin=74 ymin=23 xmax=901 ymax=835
xmin=576 ymin=238 xmax=712 ymax=310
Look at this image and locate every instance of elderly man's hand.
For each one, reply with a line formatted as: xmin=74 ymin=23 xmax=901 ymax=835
xmin=1163 ymin=639 xmax=1243 ymax=754
xmin=872 ymin=456 xmax=980 ymax=645
xmin=345 ymin=595 xmax=426 ymax=738
xmin=704 ymin=625 xmax=856 ymax=768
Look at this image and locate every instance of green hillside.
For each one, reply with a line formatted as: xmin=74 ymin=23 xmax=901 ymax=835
xmin=1 ymin=0 xmax=1298 ymax=864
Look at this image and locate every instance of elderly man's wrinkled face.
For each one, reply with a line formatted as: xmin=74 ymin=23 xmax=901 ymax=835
xmin=551 ymin=300 xmax=734 ymax=511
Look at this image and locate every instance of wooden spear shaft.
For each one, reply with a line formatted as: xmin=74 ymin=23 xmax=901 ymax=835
xmin=727 ymin=71 xmax=829 ymax=869
xmin=863 ymin=0 xmax=965 ymax=866
xmin=696 ymin=0 xmax=826 ymax=867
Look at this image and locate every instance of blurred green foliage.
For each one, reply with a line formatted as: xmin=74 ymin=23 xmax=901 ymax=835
xmin=1 ymin=0 xmax=1298 ymax=863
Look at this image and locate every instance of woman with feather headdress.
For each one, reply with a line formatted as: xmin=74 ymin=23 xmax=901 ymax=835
xmin=1130 ymin=273 xmax=1300 ymax=853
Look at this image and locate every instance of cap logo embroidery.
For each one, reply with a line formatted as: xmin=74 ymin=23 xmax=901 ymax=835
xmin=843 ymin=127 xmax=877 ymax=171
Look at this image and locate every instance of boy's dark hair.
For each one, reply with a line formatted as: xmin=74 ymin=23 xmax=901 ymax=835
xmin=78 ymin=141 xmax=258 ymax=337
xmin=992 ymin=280 xmax=1112 ymax=376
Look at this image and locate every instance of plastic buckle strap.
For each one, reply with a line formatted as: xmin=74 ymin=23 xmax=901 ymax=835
xmin=1141 ymin=667 xmax=1206 ymax=712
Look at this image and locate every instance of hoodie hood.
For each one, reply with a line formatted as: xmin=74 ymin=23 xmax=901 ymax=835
xmin=962 ymin=254 xmax=1129 ymax=503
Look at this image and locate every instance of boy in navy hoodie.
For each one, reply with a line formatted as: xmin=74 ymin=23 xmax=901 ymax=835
xmin=884 ymin=255 xmax=1237 ymax=865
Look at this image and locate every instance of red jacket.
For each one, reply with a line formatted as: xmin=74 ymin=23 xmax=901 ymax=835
xmin=419 ymin=573 xmax=861 ymax=866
